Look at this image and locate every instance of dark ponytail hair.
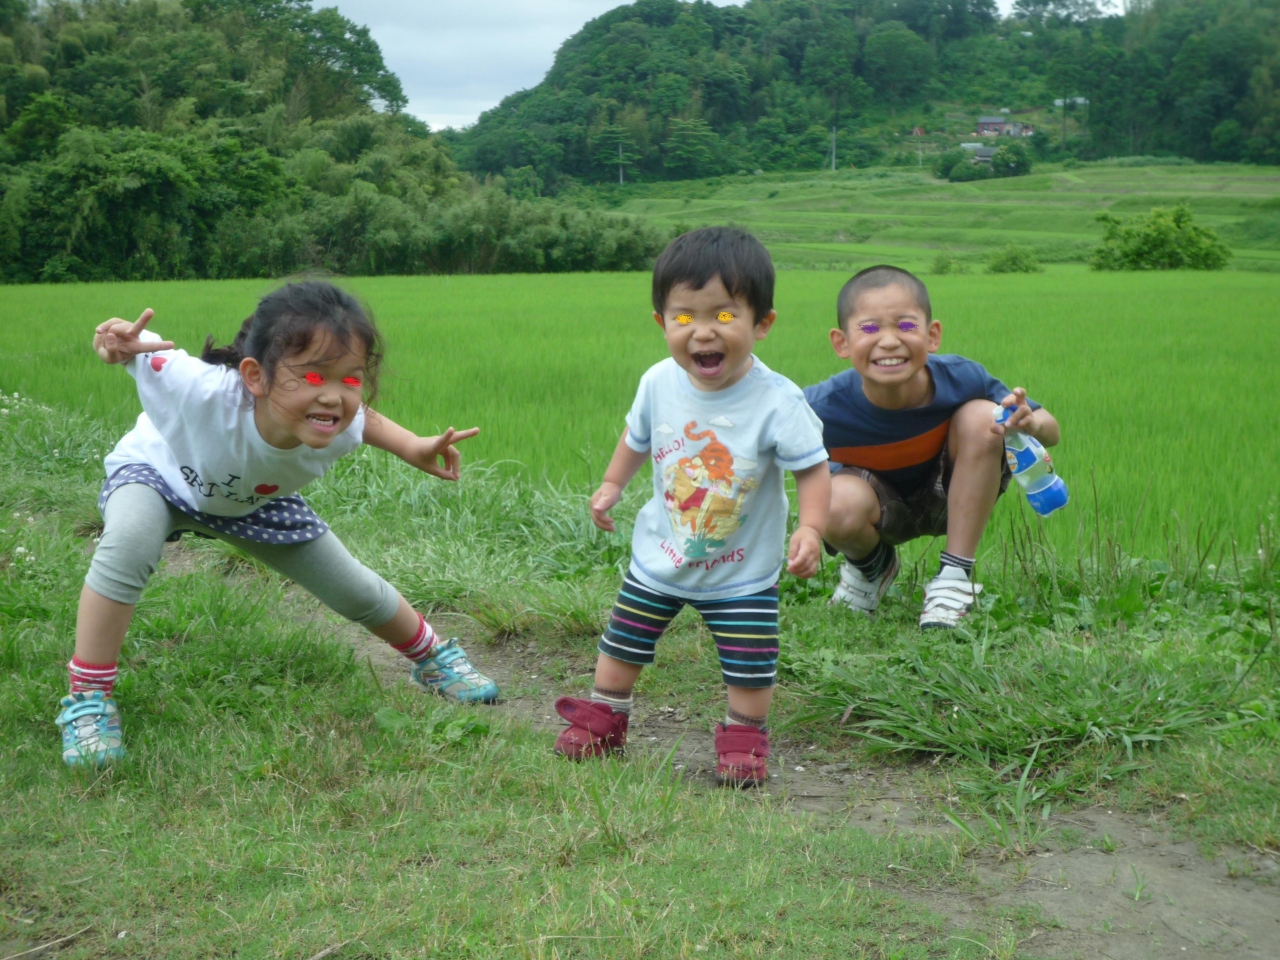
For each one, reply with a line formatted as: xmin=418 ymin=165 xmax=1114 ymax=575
xmin=202 ymin=281 xmax=384 ymax=403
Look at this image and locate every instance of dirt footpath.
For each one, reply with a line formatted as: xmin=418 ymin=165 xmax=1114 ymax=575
xmin=298 ymin=597 xmax=1279 ymax=960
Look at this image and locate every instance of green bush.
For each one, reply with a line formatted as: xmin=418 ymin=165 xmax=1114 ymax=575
xmin=948 ymin=158 xmax=991 ymax=182
xmin=1089 ymin=204 xmax=1231 ymax=271
xmin=986 ymin=244 xmax=1043 ymax=273
xmin=990 ymin=140 xmax=1032 ymax=177
xmin=931 ymin=250 xmax=970 ymax=274
xmin=931 ymin=148 xmax=966 ymax=179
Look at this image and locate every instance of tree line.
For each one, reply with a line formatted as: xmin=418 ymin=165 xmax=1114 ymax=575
xmin=448 ymin=0 xmax=1280 ymax=189
xmin=0 ymin=0 xmax=667 ymax=283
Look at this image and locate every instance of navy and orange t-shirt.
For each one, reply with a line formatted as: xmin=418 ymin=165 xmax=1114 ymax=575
xmin=803 ymin=355 xmax=1039 ymax=497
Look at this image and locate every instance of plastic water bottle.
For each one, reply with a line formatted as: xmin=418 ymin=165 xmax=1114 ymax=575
xmin=993 ymin=404 xmax=1068 ymax=517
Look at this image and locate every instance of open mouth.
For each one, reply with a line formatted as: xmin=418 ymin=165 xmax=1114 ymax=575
xmin=872 ymin=357 xmax=908 ymax=369
xmin=306 ymin=413 xmax=341 ymax=433
xmin=692 ymin=351 xmax=726 ymax=377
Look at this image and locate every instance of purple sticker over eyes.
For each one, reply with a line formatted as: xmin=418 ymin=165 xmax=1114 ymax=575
xmin=858 ymin=323 xmax=881 ymax=335
xmin=897 ymin=321 xmax=920 ymax=333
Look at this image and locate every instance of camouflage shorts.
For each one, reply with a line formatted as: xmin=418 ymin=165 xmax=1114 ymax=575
xmin=832 ymin=447 xmax=1012 ymax=548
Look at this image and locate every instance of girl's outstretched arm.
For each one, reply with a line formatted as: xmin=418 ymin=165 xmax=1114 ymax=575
xmin=94 ymin=308 xmax=174 ymax=364
xmin=361 ymin=409 xmax=479 ymax=482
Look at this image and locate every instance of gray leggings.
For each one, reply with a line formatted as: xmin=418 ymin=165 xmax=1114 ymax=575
xmin=86 ymin=483 xmax=401 ymax=627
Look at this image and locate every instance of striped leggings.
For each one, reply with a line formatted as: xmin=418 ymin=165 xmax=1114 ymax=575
xmin=598 ymin=573 xmax=779 ymax=689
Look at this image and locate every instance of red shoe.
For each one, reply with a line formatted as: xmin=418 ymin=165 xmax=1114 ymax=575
xmin=715 ymin=723 xmax=770 ymax=787
xmin=553 ymin=697 xmax=628 ymax=759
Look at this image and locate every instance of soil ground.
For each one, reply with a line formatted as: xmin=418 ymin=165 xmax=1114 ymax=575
xmin=304 ymin=594 xmax=1280 ymax=960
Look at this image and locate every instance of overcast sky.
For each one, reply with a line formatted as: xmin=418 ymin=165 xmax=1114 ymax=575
xmin=328 ymin=0 xmax=1020 ymax=131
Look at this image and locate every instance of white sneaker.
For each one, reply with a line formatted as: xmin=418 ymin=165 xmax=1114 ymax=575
xmin=920 ymin=566 xmax=983 ymax=629
xmin=831 ymin=550 xmax=900 ymax=616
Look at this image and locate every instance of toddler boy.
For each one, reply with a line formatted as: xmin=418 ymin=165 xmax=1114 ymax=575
xmin=554 ymin=227 xmax=830 ymax=786
xmin=804 ymin=265 xmax=1060 ymax=628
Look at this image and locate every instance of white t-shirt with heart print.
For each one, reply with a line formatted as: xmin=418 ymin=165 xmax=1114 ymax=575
xmin=103 ymin=331 xmax=365 ymax=518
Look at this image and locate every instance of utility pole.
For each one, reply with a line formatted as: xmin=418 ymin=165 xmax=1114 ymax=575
xmin=618 ymin=142 xmax=624 ymax=186
xmin=830 ymin=126 xmax=837 ymax=172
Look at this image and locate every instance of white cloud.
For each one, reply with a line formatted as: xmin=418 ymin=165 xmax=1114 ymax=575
xmin=707 ymin=415 xmax=735 ymax=428
xmin=654 ymin=422 xmax=675 ymax=435
xmin=329 ymin=0 xmax=1021 ymax=131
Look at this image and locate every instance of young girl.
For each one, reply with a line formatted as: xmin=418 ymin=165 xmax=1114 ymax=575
xmin=57 ymin=281 xmax=498 ymax=766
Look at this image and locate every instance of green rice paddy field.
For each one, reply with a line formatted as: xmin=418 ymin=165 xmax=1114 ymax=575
xmin=2 ymin=266 xmax=1277 ymax=559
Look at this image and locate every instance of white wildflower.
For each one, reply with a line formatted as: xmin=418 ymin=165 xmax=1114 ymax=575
xmin=14 ymin=547 xmax=26 ymax=555
xmin=1 ymin=409 xmax=8 ymax=415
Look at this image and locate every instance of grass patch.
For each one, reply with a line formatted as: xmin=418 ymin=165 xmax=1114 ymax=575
xmin=3 ymin=388 xmax=1027 ymax=958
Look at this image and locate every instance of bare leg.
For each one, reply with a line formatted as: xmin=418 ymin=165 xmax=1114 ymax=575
xmin=823 ymin=472 xmax=881 ymax=559
xmin=74 ymin=585 xmax=134 ymax=666
xmin=368 ymin=595 xmax=424 ymax=645
xmin=726 ymin=685 xmax=773 ymax=723
xmin=944 ymin=399 xmax=1006 ymax=558
xmin=594 ymin=653 xmax=643 ymax=695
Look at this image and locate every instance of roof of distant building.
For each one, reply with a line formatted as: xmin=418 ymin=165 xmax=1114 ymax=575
xmin=978 ymin=116 xmax=1006 ymax=124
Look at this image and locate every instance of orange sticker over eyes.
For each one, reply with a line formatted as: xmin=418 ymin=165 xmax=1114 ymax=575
xmin=304 ymin=372 xmax=325 ymax=386
xmin=342 ymin=376 xmax=362 ymax=388
xmin=675 ymin=314 xmax=694 ymax=325
xmin=716 ymin=311 xmax=734 ymax=324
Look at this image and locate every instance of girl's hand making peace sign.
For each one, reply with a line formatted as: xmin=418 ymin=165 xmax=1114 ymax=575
xmin=93 ymin=308 xmax=175 ymax=364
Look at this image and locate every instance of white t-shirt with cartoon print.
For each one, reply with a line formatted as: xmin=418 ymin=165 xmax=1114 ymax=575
xmin=103 ymin=330 xmax=365 ymax=517
xmin=623 ymin=356 xmax=828 ymax=601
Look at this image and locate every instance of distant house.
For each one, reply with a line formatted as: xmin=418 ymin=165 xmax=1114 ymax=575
xmin=977 ymin=117 xmax=1035 ymax=137
xmin=972 ymin=147 xmax=997 ymax=164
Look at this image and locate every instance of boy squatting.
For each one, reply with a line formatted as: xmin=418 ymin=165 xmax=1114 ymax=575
xmin=805 ymin=265 xmax=1061 ymax=628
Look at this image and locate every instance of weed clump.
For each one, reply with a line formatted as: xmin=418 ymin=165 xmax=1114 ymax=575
xmin=986 ymin=244 xmax=1043 ymax=273
xmin=931 ymin=250 xmax=970 ymax=275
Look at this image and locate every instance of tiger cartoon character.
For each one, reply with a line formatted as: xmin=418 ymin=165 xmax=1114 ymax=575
xmin=663 ymin=421 xmax=757 ymax=558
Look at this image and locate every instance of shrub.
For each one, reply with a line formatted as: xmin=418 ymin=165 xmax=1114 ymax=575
xmin=931 ymin=148 xmax=965 ymax=178
xmin=986 ymin=245 xmax=1043 ymax=273
xmin=990 ymin=141 xmax=1032 ymax=177
xmin=931 ymin=250 xmax=969 ymax=274
xmin=948 ymin=159 xmax=991 ymax=182
xmin=1089 ymin=204 xmax=1230 ymax=271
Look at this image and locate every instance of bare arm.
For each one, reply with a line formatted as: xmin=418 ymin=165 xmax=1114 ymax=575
xmin=589 ymin=430 xmax=650 ymax=532
xmin=362 ymin=408 xmax=480 ymax=482
xmin=1027 ymin=408 xmax=1060 ymax=447
xmin=786 ymin=462 xmax=831 ymax=578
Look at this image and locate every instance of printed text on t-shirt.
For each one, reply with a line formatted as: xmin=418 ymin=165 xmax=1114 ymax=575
xmin=179 ymin=467 xmax=271 ymax=506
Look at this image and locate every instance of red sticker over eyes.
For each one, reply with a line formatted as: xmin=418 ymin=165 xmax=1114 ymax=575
xmin=342 ymin=376 xmax=362 ymax=388
xmin=304 ymin=372 xmax=325 ymax=386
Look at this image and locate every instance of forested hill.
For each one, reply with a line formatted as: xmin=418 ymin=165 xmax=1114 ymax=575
xmin=449 ymin=0 xmax=1280 ymax=189
xmin=0 ymin=0 xmax=665 ymax=283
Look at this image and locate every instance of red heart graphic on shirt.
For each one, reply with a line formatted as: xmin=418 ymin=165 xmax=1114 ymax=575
xmin=254 ymin=484 xmax=279 ymax=495
xmin=150 ymin=356 xmax=167 ymax=372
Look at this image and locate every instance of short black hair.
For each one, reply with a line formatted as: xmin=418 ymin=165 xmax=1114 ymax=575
xmin=652 ymin=227 xmax=775 ymax=324
xmin=837 ymin=265 xmax=932 ymax=330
